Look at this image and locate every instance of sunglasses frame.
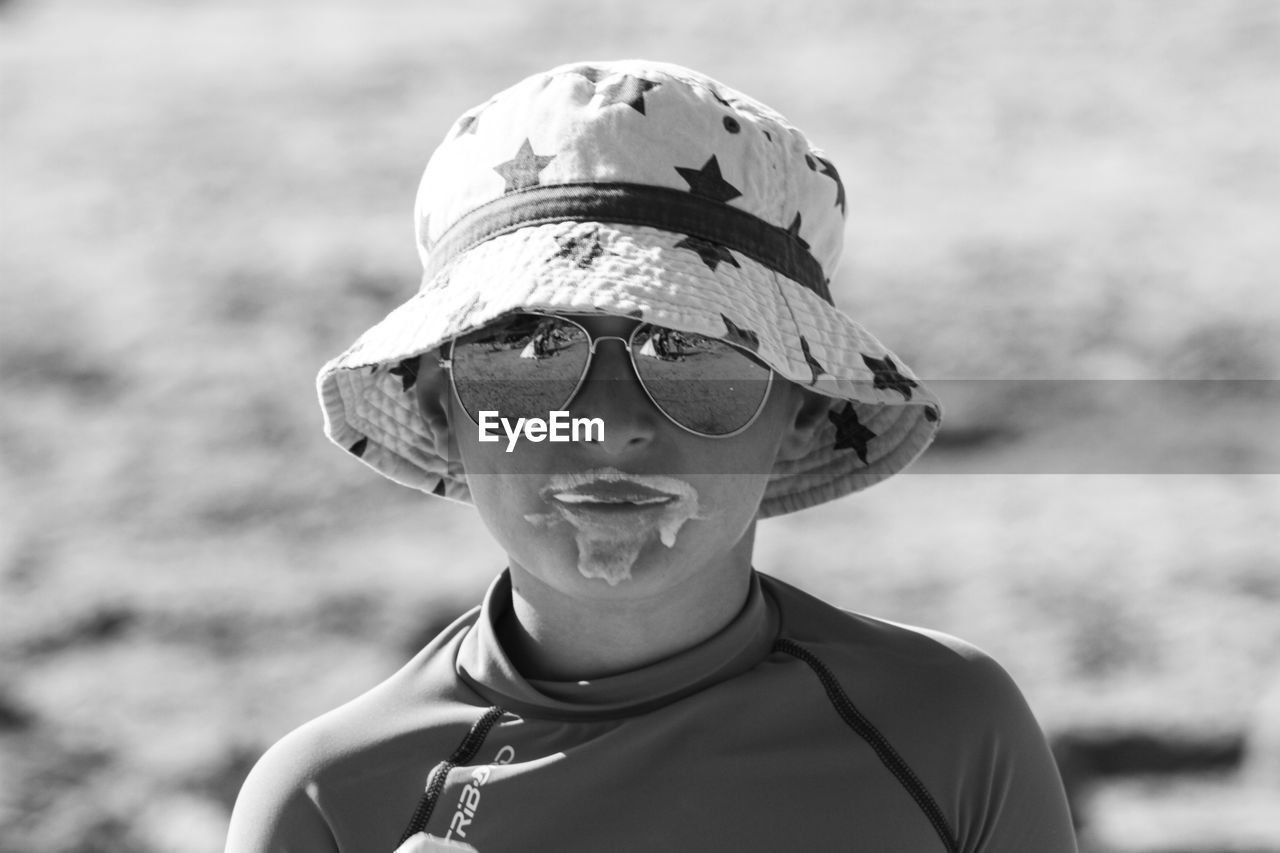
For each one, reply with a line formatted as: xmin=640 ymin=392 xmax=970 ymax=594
xmin=439 ymin=312 xmax=776 ymax=439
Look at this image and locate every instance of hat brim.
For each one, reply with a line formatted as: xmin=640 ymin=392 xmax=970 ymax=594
xmin=317 ymin=219 xmax=941 ymax=518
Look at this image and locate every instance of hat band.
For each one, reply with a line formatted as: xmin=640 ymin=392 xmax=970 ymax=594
xmin=422 ymin=183 xmax=832 ymax=303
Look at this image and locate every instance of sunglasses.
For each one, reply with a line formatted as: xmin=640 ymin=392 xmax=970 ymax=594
xmin=441 ymin=313 xmax=774 ymax=437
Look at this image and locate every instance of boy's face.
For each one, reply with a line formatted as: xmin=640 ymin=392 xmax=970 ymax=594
xmin=419 ymin=314 xmax=818 ymax=603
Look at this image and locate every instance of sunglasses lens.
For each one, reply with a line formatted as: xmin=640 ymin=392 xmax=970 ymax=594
xmin=451 ymin=315 xmax=588 ymax=421
xmin=631 ymin=327 xmax=771 ymax=435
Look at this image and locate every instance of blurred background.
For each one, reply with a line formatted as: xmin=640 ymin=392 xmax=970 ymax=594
xmin=2 ymin=0 xmax=1278 ymax=850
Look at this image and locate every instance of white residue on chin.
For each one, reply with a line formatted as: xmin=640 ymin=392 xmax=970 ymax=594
xmin=522 ymin=476 xmax=703 ymax=585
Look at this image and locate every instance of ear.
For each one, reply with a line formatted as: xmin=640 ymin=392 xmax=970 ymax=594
xmin=775 ymin=383 xmax=833 ymax=462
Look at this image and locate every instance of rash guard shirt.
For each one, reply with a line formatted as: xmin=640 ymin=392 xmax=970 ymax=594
xmin=226 ymin=571 xmax=1077 ymax=853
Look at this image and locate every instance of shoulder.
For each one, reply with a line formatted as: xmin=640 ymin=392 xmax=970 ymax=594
xmin=763 ymin=571 xmax=1020 ymax=711
xmin=763 ymin=571 xmax=1041 ymax=756
xmin=225 ymin=716 xmax=341 ymax=853
xmin=226 ymin=607 xmax=482 ymax=853
xmin=761 ymin=572 xmax=1077 ymax=852
xmin=765 ymin=570 xmax=997 ymax=654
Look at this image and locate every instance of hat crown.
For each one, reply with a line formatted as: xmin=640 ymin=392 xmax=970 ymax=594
xmin=414 ymin=60 xmax=847 ymax=282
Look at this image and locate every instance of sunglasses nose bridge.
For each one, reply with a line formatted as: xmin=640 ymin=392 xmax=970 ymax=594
xmin=564 ymin=335 xmax=663 ymax=443
xmin=581 ymin=335 xmax=638 ymax=383
xmin=585 ymin=335 xmax=631 ymax=354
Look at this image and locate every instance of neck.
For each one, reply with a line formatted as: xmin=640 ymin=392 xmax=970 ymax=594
xmin=498 ymin=526 xmax=758 ymax=681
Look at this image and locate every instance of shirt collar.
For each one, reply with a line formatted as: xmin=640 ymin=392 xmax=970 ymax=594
xmin=456 ymin=569 xmax=778 ymax=720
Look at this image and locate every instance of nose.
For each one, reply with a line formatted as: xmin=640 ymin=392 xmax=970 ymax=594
xmin=566 ymin=338 xmax=659 ymax=454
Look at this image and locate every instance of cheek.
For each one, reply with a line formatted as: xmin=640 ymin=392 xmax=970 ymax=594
xmin=465 ymin=472 xmax=556 ymax=561
xmin=678 ymin=429 xmax=783 ymax=534
xmin=676 ymin=472 xmax=770 ymax=543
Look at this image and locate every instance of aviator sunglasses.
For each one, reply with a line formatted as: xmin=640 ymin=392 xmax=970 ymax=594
xmin=441 ymin=313 xmax=775 ymax=437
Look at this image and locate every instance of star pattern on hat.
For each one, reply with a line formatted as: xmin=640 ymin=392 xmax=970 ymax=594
xmin=924 ymin=405 xmax=940 ymax=423
xmin=432 ymin=479 xmax=447 ymax=497
xmin=785 ymin=212 xmax=810 ymax=250
xmin=554 ymin=228 xmax=605 ymax=268
xmin=799 ymin=335 xmax=826 ymax=385
xmin=828 ymin=402 xmax=875 ymax=464
xmin=454 ymin=113 xmax=480 ymax=137
xmin=595 ymin=73 xmax=659 ymax=114
xmin=720 ymin=314 xmax=760 ymax=353
xmin=675 ymin=156 xmax=741 ymax=203
xmin=388 ymin=357 xmax=419 ymax=393
xmin=494 ymin=139 xmax=556 ymax=194
xmin=813 ymin=154 xmax=847 ymax=215
xmin=348 ymin=436 xmax=369 ymax=458
xmin=675 ymin=235 xmax=739 ymax=272
xmin=862 ymin=353 xmax=917 ymax=400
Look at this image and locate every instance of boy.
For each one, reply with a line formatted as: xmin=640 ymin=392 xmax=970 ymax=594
xmin=227 ymin=60 xmax=1077 ymax=852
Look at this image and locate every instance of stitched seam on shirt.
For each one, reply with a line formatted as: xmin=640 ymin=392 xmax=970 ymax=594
xmin=775 ymin=638 xmax=961 ymax=853
xmin=396 ymin=705 xmax=506 ymax=846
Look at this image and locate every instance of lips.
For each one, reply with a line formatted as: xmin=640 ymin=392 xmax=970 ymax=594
xmin=552 ymin=482 xmax=676 ymax=507
xmin=526 ymin=467 xmax=704 ymax=556
xmin=541 ymin=468 xmax=697 ymax=510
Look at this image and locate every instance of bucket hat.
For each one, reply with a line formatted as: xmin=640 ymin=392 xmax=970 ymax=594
xmin=317 ymin=59 xmax=942 ymax=518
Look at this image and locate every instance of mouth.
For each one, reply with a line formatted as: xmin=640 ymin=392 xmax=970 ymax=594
xmin=553 ymin=486 xmax=676 ymax=510
xmin=541 ymin=468 xmax=696 ymax=512
xmin=526 ymin=467 xmax=705 ymax=554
